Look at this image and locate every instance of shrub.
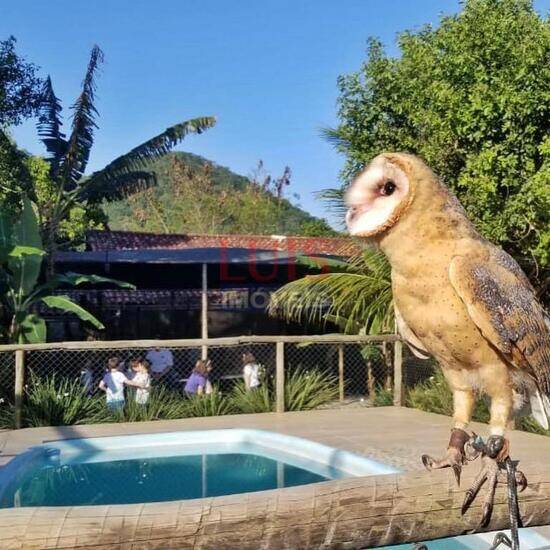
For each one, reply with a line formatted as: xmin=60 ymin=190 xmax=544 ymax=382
xmin=406 ymin=369 xmax=454 ymax=417
xmin=284 ymin=368 xmax=339 ymax=412
xmin=107 ymin=386 xmax=189 ymax=423
xmin=21 ymin=373 xmax=110 ymax=427
xmin=183 ymin=389 xmax=234 ymax=417
xmin=406 ymin=368 xmax=549 ymax=436
xmin=373 ymin=387 xmax=393 ymax=407
xmin=230 ymin=381 xmax=273 ymax=414
xmin=0 ymin=400 xmax=15 ymax=429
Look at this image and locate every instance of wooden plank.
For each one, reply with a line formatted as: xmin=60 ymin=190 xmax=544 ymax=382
xmin=14 ymin=349 xmax=24 ymax=429
xmin=393 ymin=339 xmax=404 ymax=406
xmin=0 ymin=333 xmax=401 ymax=353
xmin=0 ymin=467 xmax=548 ymax=549
xmin=338 ymin=344 xmax=344 ymax=402
xmin=276 ymin=341 xmax=285 ymax=413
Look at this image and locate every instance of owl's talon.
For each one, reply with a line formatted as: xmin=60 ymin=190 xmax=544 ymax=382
xmin=421 ymin=428 xmax=470 ymax=485
xmin=461 ymin=436 xmax=526 ymax=537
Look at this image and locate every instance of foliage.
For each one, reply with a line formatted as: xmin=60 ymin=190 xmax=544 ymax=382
xmin=182 ymin=389 xmax=234 ymax=417
xmin=269 ymin=247 xmax=393 ymax=334
xmin=2 ymin=45 xmax=215 ymax=263
xmin=0 ymin=131 xmax=34 ymax=215
xmin=230 ymin=380 xmax=273 ymax=414
xmin=284 ymin=368 xmax=339 ymax=411
xmin=26 ymin=156 xmax=106 ymax=248
xmin=406 ymin=369 xmax=454 ymax=417
xmin=298 ymin=218 xmax=339 ymax=237
xmin=0 ymin=196 xmax=133 ymax=343
xmin=405 ymin=368 xmax=550 ymax=436
xmin=105 ymin=154 xmax=335 ymax=236
xmin=107 ymin=386 xmax=189 ymax=422
xmin=0 ymin=373 xmax=110 ymax=428
xmin=373 ymin=387 xmax=393 ymax=407
xmin=0 ymin=36 xmax=43 ymax=126
xmin=330 ymin=0 xmax=550 ymax=293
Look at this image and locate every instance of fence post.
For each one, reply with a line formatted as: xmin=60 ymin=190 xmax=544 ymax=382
xmin=276 ymin=341 xmax=285 ymax=413
xmin=338 ymin=344 xmax=344 ymax=402
xmin=14 ymin=349 xmax=25 ymax=429
xmin=393 ymin=339 xmax=403 ymax=406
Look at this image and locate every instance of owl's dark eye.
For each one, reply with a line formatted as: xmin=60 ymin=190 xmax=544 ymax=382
xmin=381 ymin=180 xmax=396 ymax=196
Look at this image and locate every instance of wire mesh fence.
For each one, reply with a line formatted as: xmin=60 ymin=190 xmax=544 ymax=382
xmin=0 ymin=334 xmax=426 ymax=428
xmin=402 ymin=347 xmax=437 ymax=388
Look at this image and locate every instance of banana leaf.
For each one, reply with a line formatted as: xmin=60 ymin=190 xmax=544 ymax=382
xmin=41 ymin=295 xmax=104 ymax=329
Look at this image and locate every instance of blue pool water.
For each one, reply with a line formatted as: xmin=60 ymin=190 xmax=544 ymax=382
xmin=0 ymin=452 xmax=327 ymax=508
xmin=0 ymin=429 xmax=395 ymax=509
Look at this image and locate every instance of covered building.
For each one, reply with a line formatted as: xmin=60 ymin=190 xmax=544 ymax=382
xmin=49 ymin=230 xmax=360 ymax=341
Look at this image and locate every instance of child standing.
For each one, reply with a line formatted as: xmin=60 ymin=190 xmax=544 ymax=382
xmin=242 ymin=352 xmax=261 ymax=391
xmin=99 ymin=357 xmax=146 ymax=411
xmin=184 ymin=359 xmax=212 ymax=396
xmin=132 ymin=359 xmax=151 ymax=405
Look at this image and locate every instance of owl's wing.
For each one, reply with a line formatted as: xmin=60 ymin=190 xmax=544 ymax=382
xmin=394 ymin=303 xmax=431 ymax=359
xmin=449 ymin=252 xmax=550 ymax=396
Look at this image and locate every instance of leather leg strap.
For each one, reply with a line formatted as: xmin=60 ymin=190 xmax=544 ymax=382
xmin=448 ymin=428 xmax=470 ymax=451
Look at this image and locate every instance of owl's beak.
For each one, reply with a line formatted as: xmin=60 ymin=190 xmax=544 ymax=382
xmin=345 ymin=204 xmax=370 ymax=234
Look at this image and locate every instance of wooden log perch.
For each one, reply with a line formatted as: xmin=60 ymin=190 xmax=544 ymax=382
xmin=1 ymin=465 xmax=549 ymax=549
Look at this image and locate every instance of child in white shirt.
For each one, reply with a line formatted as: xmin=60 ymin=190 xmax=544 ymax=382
xmin=242 ymin=352 xmax=261 ymax=391
xmin=99 ymin=357 xmax=146 ymax=411
xmin=132 ymin=359 xmax=151 ymax=405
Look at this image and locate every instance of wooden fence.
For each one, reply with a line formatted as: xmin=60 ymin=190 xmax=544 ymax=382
xmin=0 ymin=333 xmax=403 ymax=429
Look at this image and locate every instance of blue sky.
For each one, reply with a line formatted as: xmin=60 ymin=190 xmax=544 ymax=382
xmin=3 ymin=0 xmax=550 ymax=228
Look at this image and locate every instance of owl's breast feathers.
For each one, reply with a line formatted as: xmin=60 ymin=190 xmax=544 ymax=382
xmin=448 ymin=248 xmax=550 ymax=395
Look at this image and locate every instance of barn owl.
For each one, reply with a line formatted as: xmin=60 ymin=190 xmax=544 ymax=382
xmin=345 ymin=152 xmax=549 ymax=525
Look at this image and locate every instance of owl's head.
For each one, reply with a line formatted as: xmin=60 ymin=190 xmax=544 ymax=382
xmin=345 ymin=153 xmax=419 ymax=238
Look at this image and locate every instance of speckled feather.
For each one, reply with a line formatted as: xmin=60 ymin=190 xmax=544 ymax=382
xmin=450 ymin=251 xmax=550 ymax=395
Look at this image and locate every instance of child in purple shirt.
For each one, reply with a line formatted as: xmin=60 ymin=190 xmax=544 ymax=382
xmin=184 ymin=359 xmax=212 ymax=395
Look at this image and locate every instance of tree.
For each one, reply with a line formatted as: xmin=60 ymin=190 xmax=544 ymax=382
xmin=328 ymin=0 xmax=550 ymax=296
xmin=0 ymin=197 xmax=132 ymax=343
xmin=31 ymin=45 xmax=215 ymax=269
xmin=26 ymin=155 xmax=106 ymax=249
xmin=0 ymin=36 xmax=42 ymax=126
xmin=113 ymin=155 xmax=335 ymax=236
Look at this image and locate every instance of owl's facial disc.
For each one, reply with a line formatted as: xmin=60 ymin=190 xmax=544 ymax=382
xmin=345 ymin=157 xmax=410 ymax=237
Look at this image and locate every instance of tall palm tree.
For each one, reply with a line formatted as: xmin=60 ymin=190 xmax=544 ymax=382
xmin=35 ymin=45 xmax=215 ymax=272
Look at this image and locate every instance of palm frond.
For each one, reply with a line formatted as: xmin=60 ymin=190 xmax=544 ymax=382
xmin=315 ymin=187 xmax=347 ymax=220
xmin=59 ymin=45 xmax=104 ymax=189
xmin=319 ymin=126 xmax=350 ymax=151
xmin=80 ymin=170 xmax=157 ymax=202
xmin=268 ymin=248 xmax=393 ymax=334
xmin=36 ymin=76 xmax=67 ymax=178
xmin=87 ymin=117 xmax=216 ymax=192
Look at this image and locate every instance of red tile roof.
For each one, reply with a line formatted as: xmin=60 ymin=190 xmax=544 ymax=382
xmin=87 ymin=230 xmax=360 ymax=257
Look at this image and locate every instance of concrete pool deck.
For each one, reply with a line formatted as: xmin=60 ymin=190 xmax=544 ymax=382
xmin=1 ymin=406 xmax=550 ymax=472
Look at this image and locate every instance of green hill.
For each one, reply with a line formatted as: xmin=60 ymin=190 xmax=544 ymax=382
xmin=104 ymin=152 xmax=337 ymax=237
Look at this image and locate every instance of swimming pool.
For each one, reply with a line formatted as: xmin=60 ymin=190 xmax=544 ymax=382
xmin=0 ymin=429 xmax=547 ymax=549
xmin=0 ymin=429 xmax=396 ymax=508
